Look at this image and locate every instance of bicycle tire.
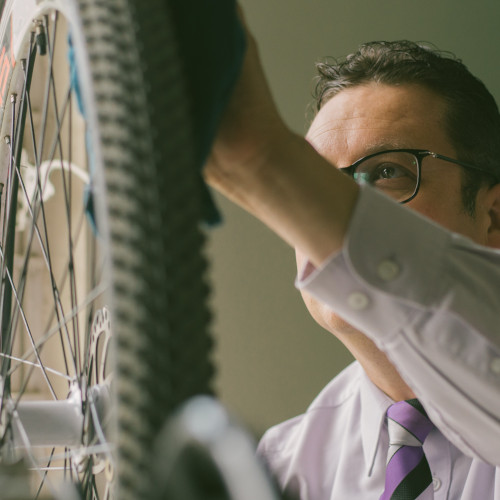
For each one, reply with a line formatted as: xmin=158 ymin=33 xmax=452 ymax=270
xmin=0 ymin=0 xmax=214 ymax=498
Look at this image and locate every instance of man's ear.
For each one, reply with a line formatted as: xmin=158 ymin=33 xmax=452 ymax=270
xmin=486 ymin=183 xmax=500 ymax=249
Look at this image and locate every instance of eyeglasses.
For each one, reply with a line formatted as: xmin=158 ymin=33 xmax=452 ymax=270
xmin=340 ymin=149 xmax=493 ymax=203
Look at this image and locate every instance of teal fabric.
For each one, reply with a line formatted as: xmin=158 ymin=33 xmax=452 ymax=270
xmin=168 ymin=0 xmax=246 ymax=225
xmin=70 ymin=1 xmax=246 ymax=228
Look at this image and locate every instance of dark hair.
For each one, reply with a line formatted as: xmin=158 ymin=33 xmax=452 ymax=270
xmin=313 ymin=40 xmax=500 ymax=215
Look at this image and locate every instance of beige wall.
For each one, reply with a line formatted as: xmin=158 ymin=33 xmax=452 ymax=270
xmin=208 ymin=0 xmax=500 ymax=437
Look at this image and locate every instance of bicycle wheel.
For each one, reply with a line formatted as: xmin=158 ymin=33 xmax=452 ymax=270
xmin=0 ymin=0 xmax=214 ymax=498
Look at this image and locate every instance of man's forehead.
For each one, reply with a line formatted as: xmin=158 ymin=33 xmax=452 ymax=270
xmin=307 ymin=110 xmax=412 ymax=155
xmin=306 ymin=83 xmax=449 ymax=155
xmin=307 ymin=114 xmax=398 ymax=141
xmin=310 ymin=84 xmax=422 ymax=126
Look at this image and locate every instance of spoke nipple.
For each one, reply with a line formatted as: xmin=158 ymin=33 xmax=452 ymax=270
xmin=4 ymin=136 xmax=10 ymax=145
xmin=10 ymin=94 xmax=16 ymax=104
xmin=35 ymin=23 xmax=47 ymax=56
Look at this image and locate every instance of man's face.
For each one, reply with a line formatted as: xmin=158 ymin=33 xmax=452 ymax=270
xmin=298 ymin=82 xmax=491 ymax=338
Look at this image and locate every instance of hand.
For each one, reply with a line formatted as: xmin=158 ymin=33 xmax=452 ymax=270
xmin=203 ymin=7 xmax=292 ymax=208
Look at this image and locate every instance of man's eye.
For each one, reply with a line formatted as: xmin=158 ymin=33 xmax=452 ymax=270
xmin=373 ymin=163 xmax=408 ymax=180
xmin=353 ymin=154 xmax=418 ymax=201
xmin=353 ymin=158 xmax=417 ymax=189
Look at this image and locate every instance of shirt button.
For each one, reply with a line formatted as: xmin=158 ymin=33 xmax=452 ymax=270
xmin=377 ymin=259 xmax=400 ymax=281
xmin=449 ymin=338 xmax=463 ymax=356
xmin=347 ymin=292 xmax=370 ymax=310
xmin=432 ymin=476 xmax=442 ymax=491
xmin=490 ymin=357 xmax=500 ymax=375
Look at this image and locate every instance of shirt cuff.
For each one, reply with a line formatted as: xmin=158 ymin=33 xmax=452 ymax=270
xmin=295 ymin=186 xmax=451 ymax=345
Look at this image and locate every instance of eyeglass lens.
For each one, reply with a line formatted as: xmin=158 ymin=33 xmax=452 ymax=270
xmin=353 ymin=151 xmax=419 ymax=202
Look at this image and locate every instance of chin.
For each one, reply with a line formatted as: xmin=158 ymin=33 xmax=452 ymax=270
xmin=304 ymin=294 xmax=361 ymax=337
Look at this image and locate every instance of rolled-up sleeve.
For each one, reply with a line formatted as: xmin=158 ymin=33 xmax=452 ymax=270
xmin=296 ymin=186 xmax=500 ymax=466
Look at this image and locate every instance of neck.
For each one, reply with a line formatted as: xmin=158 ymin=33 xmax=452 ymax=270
xmin=343 ymin=334 xmax=416 ymax=401
xmin=360 ymin=356 xmax=416 ymax=401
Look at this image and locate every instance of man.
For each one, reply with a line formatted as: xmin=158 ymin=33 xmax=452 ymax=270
xmin=204 ymin=14 xmax=500 ymax=500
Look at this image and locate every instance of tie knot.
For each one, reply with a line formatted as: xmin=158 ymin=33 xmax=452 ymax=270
xmin=386 ymin=399 xmax=435 ymax=447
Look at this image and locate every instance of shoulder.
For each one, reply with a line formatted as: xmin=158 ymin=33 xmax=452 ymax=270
xmin=308 ymin=360 xmax=363 ymax=410
xmin=257 ymin=361 xmax=362 ymax=459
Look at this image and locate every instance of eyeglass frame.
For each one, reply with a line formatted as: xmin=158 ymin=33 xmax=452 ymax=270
xmin=340 ymin=148 xmax=496 ymax=204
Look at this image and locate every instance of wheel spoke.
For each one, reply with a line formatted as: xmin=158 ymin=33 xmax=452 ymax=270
xmin=10 ymin=280 xmax=107 ymax=387
xmin=0 ymin=352 xmax=73 ymax=382
xmin=9 ymin=68 xmax=86 ymax=389
xmin=9 ymin=408 xmax=58 ymax=496
xmin=3 ymin=139 xmax=75 ymax=385
xmin=0 ymin=227 xmax=57 ymax=398
xmin=36 ymin=13 xmax=57 ymax=163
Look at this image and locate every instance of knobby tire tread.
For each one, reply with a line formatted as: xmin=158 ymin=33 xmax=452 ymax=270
xmin=76 ymin=0 xmax=215 ymax=497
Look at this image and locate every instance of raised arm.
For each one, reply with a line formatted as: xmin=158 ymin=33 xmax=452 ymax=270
xmin=203 ymin=25 xmax=359 ymax=267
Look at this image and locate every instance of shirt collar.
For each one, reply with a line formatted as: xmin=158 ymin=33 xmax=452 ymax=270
xmin=360 ymin=370 xmax=393 ymax=476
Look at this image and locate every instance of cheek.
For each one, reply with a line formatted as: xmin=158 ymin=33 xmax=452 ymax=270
xmin=407 ymin=189 xmax=476 ymax=237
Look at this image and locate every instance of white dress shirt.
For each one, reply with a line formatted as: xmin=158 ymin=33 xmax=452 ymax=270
xmin=257 ymin=362 xmax=500 ymax=499
xmin=258 ymin=186 xmax=500 ymax=498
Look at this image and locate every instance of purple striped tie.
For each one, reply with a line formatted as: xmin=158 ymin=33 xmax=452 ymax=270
xmin=380 ymin=399 xmax=435 ymax=500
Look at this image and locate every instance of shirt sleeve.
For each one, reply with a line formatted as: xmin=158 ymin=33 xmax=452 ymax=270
xmin=296 ymin=185 xmax=500 ymax=466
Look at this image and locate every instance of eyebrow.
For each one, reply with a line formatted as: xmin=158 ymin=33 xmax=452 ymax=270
xmin=360 ymin=141 xmax=415 ymax=157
